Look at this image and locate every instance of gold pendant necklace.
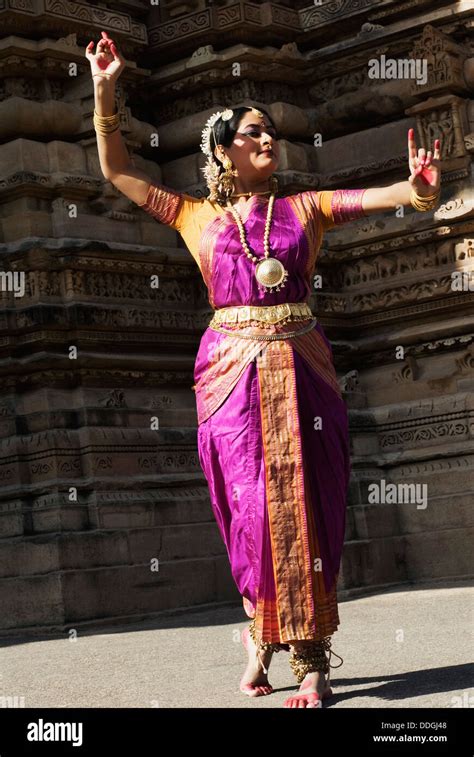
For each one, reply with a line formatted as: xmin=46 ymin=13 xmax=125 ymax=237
xmin=226 ymin=193 xmax=289 ymax=293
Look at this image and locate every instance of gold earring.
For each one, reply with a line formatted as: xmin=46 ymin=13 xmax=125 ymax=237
xmin=219 ymin=156 xmax=237 ymax=201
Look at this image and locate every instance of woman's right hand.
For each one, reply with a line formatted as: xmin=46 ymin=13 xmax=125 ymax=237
xmin=85 ymin=30 xmax=125 ymax=83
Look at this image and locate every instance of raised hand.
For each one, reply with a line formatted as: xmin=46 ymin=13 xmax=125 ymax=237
xmin=85 ymin=30 xmax=125 ymax=82
xmin=407 ymin=128 xmax=441 ymax=196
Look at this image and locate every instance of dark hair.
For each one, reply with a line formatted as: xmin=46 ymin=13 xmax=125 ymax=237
xmin=211 ymin=105 xmax=276 ymax=168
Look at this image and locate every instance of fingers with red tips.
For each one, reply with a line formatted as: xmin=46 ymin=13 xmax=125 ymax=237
xmin=408 ymin=128 xmax=417 ymax=162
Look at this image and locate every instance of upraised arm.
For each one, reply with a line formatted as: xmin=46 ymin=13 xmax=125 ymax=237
xmin=86 ymin=30 xmax=191 ymax=226
xmin=360 ymin=128 xmax=442 ymax=214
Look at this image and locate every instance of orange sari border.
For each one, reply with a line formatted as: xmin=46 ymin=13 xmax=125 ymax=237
xmin=255 ymin=340 xmax=340 ymax=643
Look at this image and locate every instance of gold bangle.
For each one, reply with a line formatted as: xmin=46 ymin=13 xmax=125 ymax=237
xmin=93 ymin=118 xmax=120 ymax=128
xmin=94 ymin=124 xmax=120 ymax=135
xmin=93 ymin=72 xmax=113 ymax=78
xmin=410 ymin=188 xmax=440 ymax=211
xmin=93 ymin=120 xmax=120 ymax=130
xmin=94 ymin=126 xmax=120 ymax=135
xmin=93 ymin=108 xmax=121 ymax=135
xmin=93 ymin=120 xmax=120 ymax=136
xmin=411 ymin=198 xmax=439 ymax=211
xmin=411 ymin=200 xmax=439 ymax=211
xmin=412 ymin=190 xmax=440 ymax=200
xmin=93 ymin=108 xmax=120 ymax=123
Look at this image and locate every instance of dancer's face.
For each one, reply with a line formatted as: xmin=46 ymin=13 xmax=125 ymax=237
xmin=214 ymin=111 xmax=280 ymax=180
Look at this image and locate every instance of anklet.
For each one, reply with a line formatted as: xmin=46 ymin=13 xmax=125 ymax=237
xmin=289 ymin=638 xmax=344 ymax=684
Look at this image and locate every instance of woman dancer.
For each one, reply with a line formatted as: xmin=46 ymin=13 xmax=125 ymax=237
xmin=86 ymin=31 xmax=441 ymax=708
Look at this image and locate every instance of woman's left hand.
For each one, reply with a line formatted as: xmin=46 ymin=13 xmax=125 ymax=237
xmin=408 ymin=128 xmax=441 ymax=196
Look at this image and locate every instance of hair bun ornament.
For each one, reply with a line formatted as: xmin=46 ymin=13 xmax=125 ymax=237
xmin=199 ymin=108 xmax=234 ymax=157
xmin=199 ymin=108 xmax=234 ymax=203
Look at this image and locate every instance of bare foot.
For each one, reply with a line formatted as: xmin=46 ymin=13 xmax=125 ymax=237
xmin=239 ymin=625 xmax=274 ymax=696
xmin=283 ymin=671 xmax=332 ymax=708
xmin=243 ymin=596 xmax=256 ymax=618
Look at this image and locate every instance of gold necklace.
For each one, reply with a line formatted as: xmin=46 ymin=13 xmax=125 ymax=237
xmin=226 ymin=193 xmax=289 ymax=293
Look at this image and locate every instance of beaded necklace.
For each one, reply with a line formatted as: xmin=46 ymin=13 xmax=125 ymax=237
xmin=225 ymin=193 xmax=289 ymax=293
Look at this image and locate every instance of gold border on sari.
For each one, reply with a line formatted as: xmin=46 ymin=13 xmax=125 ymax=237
xmin=253 ymin=339 xmax=341 ymax=644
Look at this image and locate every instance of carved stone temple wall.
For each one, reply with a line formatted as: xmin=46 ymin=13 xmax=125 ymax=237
xmin=0 ymin=0 xmax=473 ymax=634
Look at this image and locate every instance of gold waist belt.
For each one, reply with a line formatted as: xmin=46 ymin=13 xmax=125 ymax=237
xmin=209 ymin=302 xmax=313 ymax=326
xmin=208 ymin=302 xmax=317 ymax=340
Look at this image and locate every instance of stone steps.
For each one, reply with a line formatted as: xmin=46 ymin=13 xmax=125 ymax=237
xmin=0 ymin=555 xmax=237 ymax=633
xmin=0 ymin=522 xmax=226 ymax=578
xmin=0 ymin=482 xmax=239 ymax=633
xmin=345 ymin=491 xmax=473 ymax=541
xmin=340 ymin=485 xmax=474 ymax=591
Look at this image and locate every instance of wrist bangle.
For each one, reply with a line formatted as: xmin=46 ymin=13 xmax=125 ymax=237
xmin=410 ymin=188 xmax=440 ymax=212
xmin=94 ymin=108 xmax=120 ymax=122
xmin=93 ymin=108 xmax=121 ymax=135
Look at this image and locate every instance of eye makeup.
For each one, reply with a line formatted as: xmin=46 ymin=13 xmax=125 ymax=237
xmin=240 ymin=124 xmax=278 ymax=139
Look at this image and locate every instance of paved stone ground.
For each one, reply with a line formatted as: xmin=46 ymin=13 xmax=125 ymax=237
xmin=0 ymin=579 xmax=472 ymax=709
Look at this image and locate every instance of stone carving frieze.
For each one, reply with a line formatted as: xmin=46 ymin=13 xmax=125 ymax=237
xmin=389 ymin=455 xmax=473 ymax=477
xmin=409 ymin=24 xmax=468 ymax=96
xmin=325 ymin=239 xmax=473 ymax=289
xmin=379 ymin=412 xmax=471 ymax=449
xmin=0 ymin=368 xmax=195 ymax=392
xmin=318 ymin=271 xmax=474 ymax=315
xmin=300 ymin=0 xmax=379 ymax=29
xmin=0 ymin=270 xmax=197 ymax=306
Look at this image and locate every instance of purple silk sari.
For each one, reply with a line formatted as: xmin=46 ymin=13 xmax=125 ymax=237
xmin=139 ymin=185 xmax=366 ymax=644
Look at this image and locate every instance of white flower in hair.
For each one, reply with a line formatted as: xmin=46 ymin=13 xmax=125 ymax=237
xmin=200 ymin=108 xmax=234 ymax=157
